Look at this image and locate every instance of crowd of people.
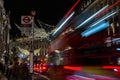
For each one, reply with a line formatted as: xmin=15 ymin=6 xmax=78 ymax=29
xmin=0 ymin=62 xmax=8 ymax=80
xmin=0 ymin=58 xmax=30 ymax=80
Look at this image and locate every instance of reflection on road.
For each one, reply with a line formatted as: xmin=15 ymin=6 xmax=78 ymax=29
xmin=37 ymin=66 xmax=120 ymax=80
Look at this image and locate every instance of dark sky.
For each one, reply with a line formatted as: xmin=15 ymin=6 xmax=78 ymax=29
xmin=4 ymin=0 xmax=77 ymax=25
xmin=4 ymin=0 xmax=78 ymax=38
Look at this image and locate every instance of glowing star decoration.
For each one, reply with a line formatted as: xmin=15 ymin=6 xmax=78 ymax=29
xmin=18 ymin=46 xmax=41 ymax=56
xmin=15 ymin=23 xmax=49 ymax=39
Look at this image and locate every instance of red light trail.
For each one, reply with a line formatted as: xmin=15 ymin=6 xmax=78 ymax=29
xmin=64 ymin=66 xmax=82 ymax=71
xmin=64 ymin=0 xmax=80 ymax=18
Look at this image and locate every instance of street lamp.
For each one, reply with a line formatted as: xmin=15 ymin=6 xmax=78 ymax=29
xmin=30 ymin=10 xmax=36 ymax=80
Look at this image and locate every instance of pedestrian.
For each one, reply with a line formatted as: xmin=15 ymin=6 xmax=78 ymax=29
xmin=0 ymin=62 xmax=8 ymax=80
xmin=19 ymin=62 xmax=29 ymax=80
xmin=10 ymin=61 xmax=20 ymax=80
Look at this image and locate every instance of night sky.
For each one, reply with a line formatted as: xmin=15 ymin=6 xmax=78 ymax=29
xmin=4 ymin=0 xmax=77 ymax=38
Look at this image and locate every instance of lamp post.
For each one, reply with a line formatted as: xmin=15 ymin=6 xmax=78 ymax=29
xmin=30 ymin=10 xmax=36 ymax=80
xmin=3 ymin=11 xmax=10 ymax=65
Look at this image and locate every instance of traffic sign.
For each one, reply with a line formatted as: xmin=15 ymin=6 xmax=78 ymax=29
xmin=31 ymin=10 xmax=36 ymax=16
xmin=21 ymin=16 xmax=32 ymax=24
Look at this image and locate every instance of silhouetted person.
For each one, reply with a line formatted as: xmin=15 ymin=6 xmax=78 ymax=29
xmin=19 ymin=62 xmax=29 ymax=80
xmin=11 ymin=61 xmax=20 ymax=80
xmin=0 ymin=62 xmax=8 ymax=80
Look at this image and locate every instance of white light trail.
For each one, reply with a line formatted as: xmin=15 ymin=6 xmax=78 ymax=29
xmin=52 ymin=11 xmax=75 ymax=36
xmin=75 ymin=5 xmax=109 ymax=29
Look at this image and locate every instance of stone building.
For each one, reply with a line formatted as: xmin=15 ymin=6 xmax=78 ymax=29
xmin=0 ymin=0 xmax=6 ymax=63
xmin=0 ymin=0 xmax=6 ymax=52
